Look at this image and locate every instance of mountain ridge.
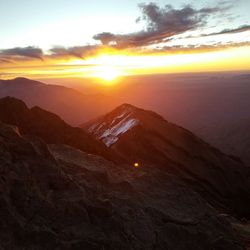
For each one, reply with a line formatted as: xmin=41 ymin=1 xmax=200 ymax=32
xmin=0 ymin=77 xmax=120 ymax=125
xmin=0 ymin=96 xmax=124 ymax=163
xmin=83 ymin=103 xmax=250 ymax=218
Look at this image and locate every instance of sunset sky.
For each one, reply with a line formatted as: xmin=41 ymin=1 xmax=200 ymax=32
xmin=1 ymin=0 xmax=250 ymax=80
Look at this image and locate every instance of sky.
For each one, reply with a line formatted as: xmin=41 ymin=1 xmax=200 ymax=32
xmin=0 ymin=0 xmax=250 ymax=80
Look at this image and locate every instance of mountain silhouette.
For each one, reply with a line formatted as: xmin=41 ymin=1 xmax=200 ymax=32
xmin=0 ymin=77 xmax=120 ymax=125
xmin=0 ymin=96 xmax=122 ymax=163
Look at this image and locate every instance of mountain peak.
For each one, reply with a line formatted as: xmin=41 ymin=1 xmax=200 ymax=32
xmin=86 ymin=103 xmax=140 ymax=147
xmin=13 ymin=77 xmax=31 ymax=81
xmin=116 ymin=103 xmax=136 ymax=109
xmin=111 ymin=103 xmax=139 ymax=117
xmin=0 ymin=96 xmax=28 ymax=110
xmin=84 ymin=103 xmax=168 ymax=147
xmin=0 ymin=77 xmax=121 ymax=125
xmin=84 ymin=103 xmax=250 ymax=218
xmin=0 ymin=77 xmax=43 ymax=86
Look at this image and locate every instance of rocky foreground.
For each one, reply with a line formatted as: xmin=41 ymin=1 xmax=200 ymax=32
xmin=0 ymin=121 xmax=247 ymax=249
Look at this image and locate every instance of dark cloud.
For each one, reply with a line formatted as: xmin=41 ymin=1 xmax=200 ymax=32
xmin=137 ymin=3 xmax=219 ymax=32
xmin=0 ymin=46 xmax=43 ymax=60
xmin=93 ymin=3 xmax=226 ymax=48
xmin=146 ymin=41 xmax=250 ymax=54
xmin=93 ymin=33 xmax=116 ymax=45
xmin=201 ymin=25 xmax=250 ymax=37
xmin=49 ymin=45 xmax=100 ymax=59
xmin=183 ymin=24 xmax=250 ymax=39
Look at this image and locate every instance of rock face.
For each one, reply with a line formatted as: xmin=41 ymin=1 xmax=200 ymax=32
xmin=0 ymin=97 xmax=122 ymax=163
xmin=83 ymin=104 xmax=250 ymax=219
xmin=0 ymin=122 xmax=244 ymax=249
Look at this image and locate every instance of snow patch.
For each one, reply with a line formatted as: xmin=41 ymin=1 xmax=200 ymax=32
xmin=88 ymin=107 xmax=138 ymax=147
xmin=88 ymin=122 xmax=106 ymax=133
xmin=102 ymin=136 xmax=119 ymax=147
xmin=99 ymin=117 xmax=138 ymax=147
xmin=110 ymin=110 xmax=131 ymax=126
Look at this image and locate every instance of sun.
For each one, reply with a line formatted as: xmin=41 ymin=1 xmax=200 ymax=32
xmin=93 ymin=66 xmax=120 ymax=82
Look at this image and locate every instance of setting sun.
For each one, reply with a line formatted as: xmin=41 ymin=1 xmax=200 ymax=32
xmin=93 ymin=66 xmax=121 ymax=82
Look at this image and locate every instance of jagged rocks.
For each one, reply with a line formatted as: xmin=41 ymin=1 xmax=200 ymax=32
xmin=0 ymin=122 xmax=244 ymax=249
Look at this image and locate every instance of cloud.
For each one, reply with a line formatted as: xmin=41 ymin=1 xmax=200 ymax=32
xmin=93 ymin=3 xmax=227 ymax=48
xmin=93 ymin=33 xmax=116 ymax=45
xmin=201 ymin=25 xmax=250 ymax=37
xmin=0 ymin=45 xmax=102 ymax=63
xmin=146 ymin=41 xmax=250 ymax=54
xmin=49 ymin=45 xmax=100 ymax=59
xmin=0 ymin=2 xmax=249 ymax=65
xmin=0 ymin=46 xmax=43 ymax=60
xmin=182 ymin=24 xmax=250 ymax=39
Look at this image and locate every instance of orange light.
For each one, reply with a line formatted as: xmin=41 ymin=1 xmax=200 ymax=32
xmin=134 ymin=162 xmax=139 ymax=168
xmin=93 ymin=66 xmax=120 ymax=82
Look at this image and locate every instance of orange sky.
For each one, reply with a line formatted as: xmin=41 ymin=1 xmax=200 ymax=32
xmin=1 ymin=45 xmax=250 ymax=81
xmin=1 ymin=1 xmax=250 ymax=80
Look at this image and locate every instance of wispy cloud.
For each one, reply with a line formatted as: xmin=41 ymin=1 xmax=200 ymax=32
xmin=205 ymin=25 xmax=250 ymax=36
xmin=147 ymin=41 xmax=250 ymax=54
xmin=184 ymin=25 xmax=250 ymax=39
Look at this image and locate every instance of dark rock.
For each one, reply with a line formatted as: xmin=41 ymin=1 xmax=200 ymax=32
xmin=0 ymin=122 xmax=244 ymax=249
xmin=84 ymin=104 xmax=250 ymax=219
xmin=0 ymin=97 xmax=123 ymax=163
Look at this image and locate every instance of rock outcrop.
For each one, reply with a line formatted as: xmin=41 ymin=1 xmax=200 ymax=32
xmin=0 ymin=122 xmax=244 ymax=249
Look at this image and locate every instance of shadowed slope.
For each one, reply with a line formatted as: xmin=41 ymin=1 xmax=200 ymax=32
xmin=83 ymin=104 xmax=250 ymax=218
xmin=0 ymin=97 xmax=123 ymax=163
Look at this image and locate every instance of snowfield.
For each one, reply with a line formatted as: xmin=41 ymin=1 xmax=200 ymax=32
xmin=88 ymin=109 xmax=139 ymax=147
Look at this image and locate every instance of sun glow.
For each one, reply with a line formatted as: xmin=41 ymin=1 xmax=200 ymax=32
xmin=1 ymin=47 xmax=250 ymax=80
xmin=89 ymin=65 xmax=123 ymax=84
xmin=90 ymin=65 xmax=122 ymax=82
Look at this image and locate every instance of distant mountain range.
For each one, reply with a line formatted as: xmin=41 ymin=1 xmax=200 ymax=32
xmin=0 ymin=77 xmax=120 ymax=125
xmin=1 ymin=76 xmax=250 ymax=165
